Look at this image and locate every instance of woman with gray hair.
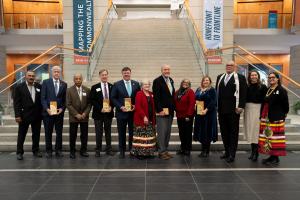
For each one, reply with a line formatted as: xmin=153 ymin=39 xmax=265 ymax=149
xmin=174 ymin=79 xmax=195 ymax=156
xmin=131 ymin=79 xmax=156 ymax=159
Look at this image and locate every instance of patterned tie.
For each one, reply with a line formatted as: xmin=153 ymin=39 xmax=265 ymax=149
xmin=166 ymin=78 xmax=172 ymax=95
xmin=55 ymin=80 xmax=59 ymax=96
xmin=104 ymin=83 xmax=108 ymax=99
xmin=126 ymin=81 xmax=132 ymax=96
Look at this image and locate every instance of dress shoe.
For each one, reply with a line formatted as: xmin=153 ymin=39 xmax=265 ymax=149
xmin=183 ymin=151 xmax=191 ymax=156
xmin=220 ymin=154 xmax=229 ymax=159
xmin=80 ymin=152 xmax=89 ymax=157
xmin=262 ymin=156 xmax=279 ymax=165
xmin=106 ymin=151 xmax=114 ymax=156
xmin=45 ymin=152 xmax=52 ymax=159
xmin=33 ymin=151 xmax=43 ymax=158
xmin=166 ymin=152 xmax=173 ymax=158
xmin=226 ymin=156 xmax=235 ymax=163
xmin=70 ymin=153 xmax=76 ymax=159
xmin=55 ymin=151 xmax=64 ymax=158
xmin=119 ymin=152 xmax=125 ymax=159
xmin=95 ymin=151 xmax=101 ymax=157
xmin=176 ymin=150 xmax=184 ymax=155
xmin=198 ymin=151 xmax=208 ymax=158
xmin=17 ymin=154 xmax=23 ymax=160
xmin=159 ymin=152 xmax=170 ymax=160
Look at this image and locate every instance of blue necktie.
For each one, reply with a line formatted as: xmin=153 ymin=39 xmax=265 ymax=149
xmin=55 ymin=80 xmax=59 ymax=96
xmin=126 ymin=81 xmax=132 ymax=96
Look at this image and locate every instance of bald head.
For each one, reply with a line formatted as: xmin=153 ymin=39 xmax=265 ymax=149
xmin=225 ymin=60 xmax=236 ymax=74
xmin=73 ymin=73 xmax=83 ymax=87
xmin=52 ymin=65 xmax=61 ymax=80
xmin=161 ymin=64 xmax=171 ymax=78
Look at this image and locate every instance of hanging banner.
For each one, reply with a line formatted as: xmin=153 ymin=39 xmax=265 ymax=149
xmin=73 ymin=0 xmax=94 ymax=65
xmin=203 ymin=0 xmax=223 ymax=49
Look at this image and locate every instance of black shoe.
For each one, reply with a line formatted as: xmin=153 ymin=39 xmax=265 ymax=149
xmin=119 ymin=152 xmax=125 ymax=159
xmin=17 ymin=154 xmax=23 ymax=160
xmin=220 ymin=153 xmax=229 ymax=159
xmin=226 ymin=156 xmax=235 ymax=163
xmin=95 ymin=151 xmax=101 ymax=157
xmin=198 ymin=151 xmax=208 ymax=158
xmin=262 ymin=156 xmax=273 ymax=164
xmin=262 ymin=156 xmax=279 ymax=165
xmin=80 ymin=152 xmax=89 ymax=157
xmin=176 ymin=150 xmax=184 ymax=155
xmin=33 ymin=151 xmax=43 ymax=158
xmin=55 ymin=151 xmax=64 ymax=158
xmin=70 ymin=153 xmax=76 ymax=159
xmin=183 ymin=151 xmax=191 ymax=156
xmin=106 ymin=151 xmax=114 ymax=156
xmin=45 ymin=152 xmax=52 ymax=159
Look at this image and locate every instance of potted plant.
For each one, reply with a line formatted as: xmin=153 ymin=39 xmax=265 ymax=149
xmin=293 ymin=101 xmax=300 ymax=115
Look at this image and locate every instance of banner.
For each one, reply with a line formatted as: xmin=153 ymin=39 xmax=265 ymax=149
xmin=73 ymin=0 xmax=94 ymax=64
xmin=203 ymin=0 xmax=223 ymax=49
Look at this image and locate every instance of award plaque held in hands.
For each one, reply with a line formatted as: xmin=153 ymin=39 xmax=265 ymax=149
xmin=196 ymin=100 xmax=205 ymax=115
xmin=163 ymin=108 xmax=169 ymax=115
xmin=103 ymin=99 xmax=111 ymax=112
xmin=124 ymin=98 xmax=132 ymax=111
xmin=50 ymin=101 xmax=58 ymax=115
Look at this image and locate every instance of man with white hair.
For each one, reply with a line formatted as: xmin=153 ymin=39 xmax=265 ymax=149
xmin=41 ymin=65 xmax=67 ymax=158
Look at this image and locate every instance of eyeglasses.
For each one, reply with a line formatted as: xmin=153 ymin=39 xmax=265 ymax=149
xmin=268 ymin=76 xmax=276 ymax=79
xmin=226 ymin=64 xmax=234 ymax=66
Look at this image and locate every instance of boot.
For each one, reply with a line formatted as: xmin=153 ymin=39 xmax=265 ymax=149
xmin=248 ymin=143 xmax=255 ymax=160
xmin=251 ymin=144 xmax=259 ymax=162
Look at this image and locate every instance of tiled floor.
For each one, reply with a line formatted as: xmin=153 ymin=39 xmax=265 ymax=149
xmin=0 ymin=151 xmax=300 ymax=200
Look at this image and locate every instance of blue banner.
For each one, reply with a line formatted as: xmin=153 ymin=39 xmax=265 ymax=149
xmin=73 ymin=0 xmax=94 ymax=64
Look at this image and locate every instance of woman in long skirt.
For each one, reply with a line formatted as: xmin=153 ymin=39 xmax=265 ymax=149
xmin=258 ymin=72 xmax=289 ymax=165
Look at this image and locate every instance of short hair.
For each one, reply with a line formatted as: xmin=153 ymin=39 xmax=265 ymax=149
xmin=99 ymin=69 xmax=109 ymax=75
xmin=248 ymin=70 xmax=261 ymax=85
xmin=73 ymin=73 xmax=83 ymax=79
xmin=140 ymin=79 xmax=151 ymax=87
xmin=52 ymin=65 xmax=61 ymax=71
xmin=121 ymin=67 xmax=131 ymax=72
xmin=201 ymin=75 xmax=212 ymax=88
xmin=26 ymin=70 xmax=35 ymax=74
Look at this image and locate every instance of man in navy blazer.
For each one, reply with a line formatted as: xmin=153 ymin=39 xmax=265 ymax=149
xmin=41 ymin=65 xmax=67 ymax=158
xmin=111 ymin=67 xmax=140 ymax=158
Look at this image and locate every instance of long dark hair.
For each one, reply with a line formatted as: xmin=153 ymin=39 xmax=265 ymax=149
xmin=269 ymin=72 xmax=281 ymax=85
xmin=247 ymin=70 xmax=261 ymax=86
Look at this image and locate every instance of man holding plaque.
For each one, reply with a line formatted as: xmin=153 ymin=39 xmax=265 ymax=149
xmin=152 ymin=64 xmax=175 ymax=160
xmin=111 ymin=67 xmax=140 ymax=159
xmin=90 ymin=69 xmax=114 ymax=157
xmin=66 ymin=73 xmax=91 ymax=159
xmin=41 ymin=65 xmax=67 ymax=158
xmin=13 ymin=70 xmax=43 ymax=160
xmin=216 ymin=61 xmax=247 ymax=163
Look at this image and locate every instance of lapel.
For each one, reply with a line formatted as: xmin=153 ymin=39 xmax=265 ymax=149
xmin=72 ymin=85 xmax=81 ymax=103
xmin=33 ymin=84 xmax=40 ymax=103
xmin=161 ymin=76 xmax=172 ymax=96
xmin=57 ymin=80 xmax=64 ymax=96
xmin=50 ymin=79 xmax=57 ymax=97
xmin=23 ymin=82 xmax=34 ymax=104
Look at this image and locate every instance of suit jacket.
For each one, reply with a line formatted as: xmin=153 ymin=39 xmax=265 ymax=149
xmin=262 ymin=85 xmax=289 ymax=121
xmin=90 ymin=82 xmax=114 ymax=119
xmin=111 ymin=79 xmax=140 ymax=119
xmin=13 ymin=82 xmax=42 ymax=122
xmin=41 ymin=78 xmax=67 ymax=116
xmin=66 ymin=85 xmax=91 ymax=123
xmin=152 ymin=75 xmax=175 ymax=115
xmin=216 ymin=73 xmax=247 ymax=114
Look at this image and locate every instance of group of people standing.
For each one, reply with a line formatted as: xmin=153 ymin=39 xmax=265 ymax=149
xmin=13 ymin=61 xmax=289 ymax=165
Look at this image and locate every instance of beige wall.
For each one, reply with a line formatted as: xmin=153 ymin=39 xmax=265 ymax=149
xmin=63 ymin=0 xmax=109 ymax=82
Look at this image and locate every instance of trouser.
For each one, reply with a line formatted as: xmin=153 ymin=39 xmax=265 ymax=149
xmin=17 ymin=120 xmax=41 ymax=155
xmin=94 ymin=117 xmax=112 ymax=152
xmin=156 ymin=115 xmax=173 ymax=154
xmin=177 ymin=117 xmax=193 ymax=152
xmin=218 ymin=113 xmax=240 ymax=158
xmin=43 ymin=114 xmax=64 ymax=153
xmin=117 ymin=116 xmax=133 ymax=152
xmin=69 ymin=122 xmax=88 ymax=153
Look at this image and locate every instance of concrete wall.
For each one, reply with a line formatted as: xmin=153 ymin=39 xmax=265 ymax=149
xmin=289 ymin=45 xmax=300 ymax=111
xmin=0 ymin=46 xmax=8 ymax=106
xmin=63 ymin=0 xmax=108 ymax=82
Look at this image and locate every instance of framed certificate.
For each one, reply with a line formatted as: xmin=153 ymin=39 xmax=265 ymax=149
xmin=50 ymin=101 xmax=58 ymax=115
xmin=103 ymin=99 xmax=111 ymax=112
xmin=163 ymin=108 xmax=169 ymax=115
xmin=196 ymin=101 xmax=205 ymax=115
xmin=124 ymin=98 xmax=132 ymax=111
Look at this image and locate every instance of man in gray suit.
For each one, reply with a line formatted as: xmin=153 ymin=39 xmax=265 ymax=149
xmin=66 ymin=73 xmax=91 ymax=159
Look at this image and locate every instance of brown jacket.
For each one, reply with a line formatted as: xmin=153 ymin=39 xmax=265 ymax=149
xmin=66 ymin=85 xmax=91 ymax=123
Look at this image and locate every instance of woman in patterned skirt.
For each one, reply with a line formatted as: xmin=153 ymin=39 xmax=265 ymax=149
xmin=131 ymin=80 xmax=156 ymax=159
xmin=258 ymin=72 xmax=289 ymax=165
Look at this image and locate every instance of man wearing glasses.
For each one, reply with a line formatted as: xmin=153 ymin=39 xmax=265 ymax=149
xmin=216 ymin=60 xmax=247 ymax=163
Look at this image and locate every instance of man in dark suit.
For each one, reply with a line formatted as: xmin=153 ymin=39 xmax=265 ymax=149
xmin=13 ymin=70 xmax=42 ymax=160
xmin=216 ymin=60 xmax=247 ymax=163
xmin=111 ymin=67 xmax=140 ymax=158
xmin=90 ymin=69 xmax=114 ymax=157
xmin=66 ymin=73 xmax=91 ymax=159
xmin=41 ymin=65 xmax=67 ymax=158
xmin=152 ymin=64 xmax=175 ymax=160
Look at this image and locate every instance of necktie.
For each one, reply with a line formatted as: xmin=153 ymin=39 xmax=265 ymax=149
xmin=55 ymin=80 xmax=59 ymax=96
xmin=126 ymin=81 xmax=132 ymax=96
xmin=224 ymin=74 xmax=230 ymax=86
xmin=166 ymin=78 xmax=172 ymax=95
xmin=104 ymin=83 xmax=108 ymax=99
xmin=78 ymin=88 xmax=82 ymax=101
